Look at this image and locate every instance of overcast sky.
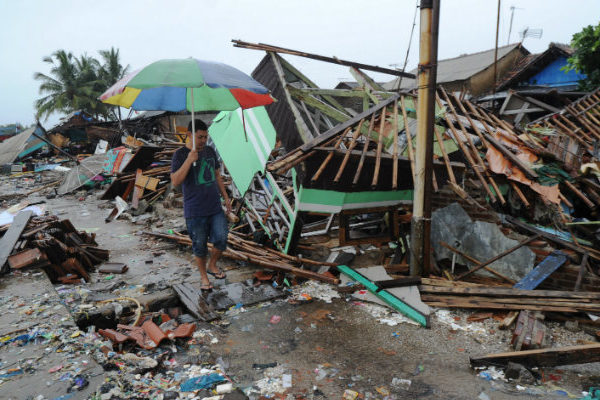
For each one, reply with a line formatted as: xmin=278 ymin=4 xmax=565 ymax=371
xmin=1 ymin=0 xmax=598 ymax=129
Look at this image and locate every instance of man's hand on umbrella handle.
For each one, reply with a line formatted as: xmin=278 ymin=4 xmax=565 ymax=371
xmin=187 ymin=149 xmax=198 ymax=165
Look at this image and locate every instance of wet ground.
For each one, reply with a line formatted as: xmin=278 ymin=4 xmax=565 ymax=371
xmin=1 ymin=172 xmax=600 ymax=399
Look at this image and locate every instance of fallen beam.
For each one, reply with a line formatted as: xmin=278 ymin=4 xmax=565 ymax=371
xmin=232 ymin=40 xmax=415 ymax=78
xmin=483 ymin=133 xmax=538 ymax=179
xmin=0 ymin=210 xmax=33 ymax=273
xmin=470 ymin=343 xmax=600 ymax=368
xmin=337 ymin=265 xmax=429 ymax=327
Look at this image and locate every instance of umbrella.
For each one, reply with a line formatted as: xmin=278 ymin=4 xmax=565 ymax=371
xmin=99 ymin=58 xmax=274 ymax=149
xmin=57 ymin=153 xmax=107 ymax=195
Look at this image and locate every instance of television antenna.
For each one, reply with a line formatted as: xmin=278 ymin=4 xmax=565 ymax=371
xmin=520 ymin=27 xmax=543 ymax=40
xmin=507 ymin=5 xmax=523 ymax=44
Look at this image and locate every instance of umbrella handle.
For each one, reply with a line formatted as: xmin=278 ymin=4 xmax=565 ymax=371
xmin=191 ymin=87 xmax=196 ymax=166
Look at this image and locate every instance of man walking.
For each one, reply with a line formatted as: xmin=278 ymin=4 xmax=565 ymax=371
xmin=171 ymin=119 xmax=231 ymax=290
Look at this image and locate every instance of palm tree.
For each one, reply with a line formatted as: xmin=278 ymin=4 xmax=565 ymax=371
xmin=34 ymin=48 xmax=130 ymax=122
xmin=98 ymin=47 xmax=130 ymax=120
xmin=34 ymin=50 xmax=85 ymax=121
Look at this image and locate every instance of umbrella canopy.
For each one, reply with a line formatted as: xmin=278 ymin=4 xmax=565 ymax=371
xmin=57 ymin=153 xmax=107 ymax=195
xmin=100 ymin=58 xmax=273 ymax=112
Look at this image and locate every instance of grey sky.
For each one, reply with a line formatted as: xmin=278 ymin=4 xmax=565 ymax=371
xmin=1 ymin=0 xmax=598 ymax=129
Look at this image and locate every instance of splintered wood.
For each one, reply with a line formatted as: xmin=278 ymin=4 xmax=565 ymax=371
xmin=143 ymin=231 xmax=339 ymax=284
xmin=0 ymin=214 xmax=108 ymax=283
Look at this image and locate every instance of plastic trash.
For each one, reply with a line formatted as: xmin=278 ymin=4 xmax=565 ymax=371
xmin=180 ymin=373 xmax=225 ymax=392
xmin=216 ymin=382 xmax=234 ymax=394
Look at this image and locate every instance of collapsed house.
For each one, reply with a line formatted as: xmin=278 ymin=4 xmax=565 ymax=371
xmin=2 ymin=38 xmax=600 ymax=368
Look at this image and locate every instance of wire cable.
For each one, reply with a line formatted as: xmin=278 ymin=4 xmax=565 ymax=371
xmin=394 ymin=0 xmax=420 ymax=92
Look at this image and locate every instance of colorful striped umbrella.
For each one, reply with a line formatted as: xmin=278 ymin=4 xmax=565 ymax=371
xmin=99 ymin=58 xmax=274 ymax=148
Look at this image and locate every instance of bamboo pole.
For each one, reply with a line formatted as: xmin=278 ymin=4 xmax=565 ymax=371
xmin=371 ymin=106 xmax=387 ymax=187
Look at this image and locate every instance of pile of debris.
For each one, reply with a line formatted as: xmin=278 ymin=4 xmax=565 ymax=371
xmin=0 ymin=210 xmax=108 ymax=283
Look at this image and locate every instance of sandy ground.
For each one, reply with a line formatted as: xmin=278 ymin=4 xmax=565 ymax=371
xmin=1 ymin=172 xmax=600 ymax=399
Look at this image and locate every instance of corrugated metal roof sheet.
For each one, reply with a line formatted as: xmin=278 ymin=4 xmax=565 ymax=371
xmin=0 ymin=126 xmax=37 ymax=164
xmin=383 ymin=43 xmax=527 ymax=90
xmin=251 ymin=54 xmax=304 ymax=152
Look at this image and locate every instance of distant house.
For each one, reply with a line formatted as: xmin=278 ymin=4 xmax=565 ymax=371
xmin=478 ymin=43 xmax=588 ymax=126
xmin=383 ymin=43 xmax=530 ymax=96
xmin=0 ymin=124 xmax=23 ymax=142
xmin=496 ymin=43 xmax=586 ymax=91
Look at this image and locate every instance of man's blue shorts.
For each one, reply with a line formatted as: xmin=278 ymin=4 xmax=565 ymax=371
xmin=186 ymin=211 xmax=228 ymax=258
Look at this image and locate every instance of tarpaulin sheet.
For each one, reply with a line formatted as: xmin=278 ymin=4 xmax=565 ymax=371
xmin=209 ymin=106 xmax=276 ymax=196
xmin=0 ymin=126 xmax=37 ymax=165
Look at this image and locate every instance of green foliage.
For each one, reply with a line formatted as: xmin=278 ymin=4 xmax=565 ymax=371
xmin=34 ymin=48 xmax=129 ymax=122
xmin=564 ymin=22 xmax=600 ymax=91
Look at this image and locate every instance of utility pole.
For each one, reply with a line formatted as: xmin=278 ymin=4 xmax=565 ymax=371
xmin=410 ymin=0 xmax=439 ymax=277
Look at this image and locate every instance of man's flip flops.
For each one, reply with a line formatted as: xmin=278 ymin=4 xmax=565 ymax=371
xmin=207 ymin=268 xmax=226 ymax=279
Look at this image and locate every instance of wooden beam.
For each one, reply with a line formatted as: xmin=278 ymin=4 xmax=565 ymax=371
xmin=450 ymin=235 xmax=541 ymax=281
xmin=270 ymin=52 xmax=313 ymax=143
xmin=470 ymin=344 xmax=600 ymax=368
xmin=337 ymin=265 xmax=429 ymax=327
xmin=276 ymin=55 xmax=350 ymax=114
xmin=483 ymin=133 xmax=539 ymax=179
xmin=504 ymin=215 xmax=600 ymax=260
xmin=371 ymin=106 xmax=386 ymax=188
xmin=439 ymin=241 xmax=517 ymax=284
xmin=353 ymin=115 xmax=375 ymax=186
xmin=300 ymin=94 xmax=400 ymax=153
xmin=334 ymin=118 xmax=366 ymax=183
xmin=232 ymin=40 xmax=416 ymax=78
xmin=0 ymin=210 xmax=33 ymax=273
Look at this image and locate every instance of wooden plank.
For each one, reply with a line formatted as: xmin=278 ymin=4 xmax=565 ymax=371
xmin=131 ymin=169 xmax=143 ymax=209
xmin=352 ymin=114 xmax=376 ymax=186
xmin=0 ymin=210 xmax=33 ymax=273
xmin=338 ymin=265 xmax=429 ymax=327
xmin=334 ymin=119 xmax=365 ymax=183
xmin=574 ymin=252 xmax=590 ymax=291
xmin=371 ymin=106 xmax=386 ymax=187
xmin=392 ymin=99 xmax=400 ymax=189
xmin=437 ymin=96 xmax=497 ymax=202
xmin=450 ymin=234 xmax=540 ymax=281
xmin=172 ymin=283 xmax=219 ymax=322
xmin=470 ymin=343 xmax=600 ymax=368
xmin=421 ymin=294 xmax=600 ymax=309
xmin=232 ymin=40 xmax=415 ymax=78
xmin=135 ymin=174 xmax=159 ymax=191
xmin=513 ymin=251 xmax=568 ymax=290
xmin=505 ymin=215 xmax=600 ymax=260
xmin=510 ymin=181 xmax=531 ymax=208
xmin=8 ymin=248 xmax=48 ymax=269
xmin=423 ymin=299 xmax=579 ymax=313
xmin=300 ymin=94 xmax=400 ymax=153
xmin=270 ymin=53 xmax=314 ymax=144
xmin=311 ymin=128 xmax=349 ymax=182
xmin=400 ymin=96 xmax=417 ymax=186
xmin=418 ymin=285 xmax=600 ymax=300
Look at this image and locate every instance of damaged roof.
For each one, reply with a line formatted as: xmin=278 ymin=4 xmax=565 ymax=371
xmin=384 ymin=43 xmax=529 ymax=90
xmin=496 ymin=42 xmax=582 ymax=91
